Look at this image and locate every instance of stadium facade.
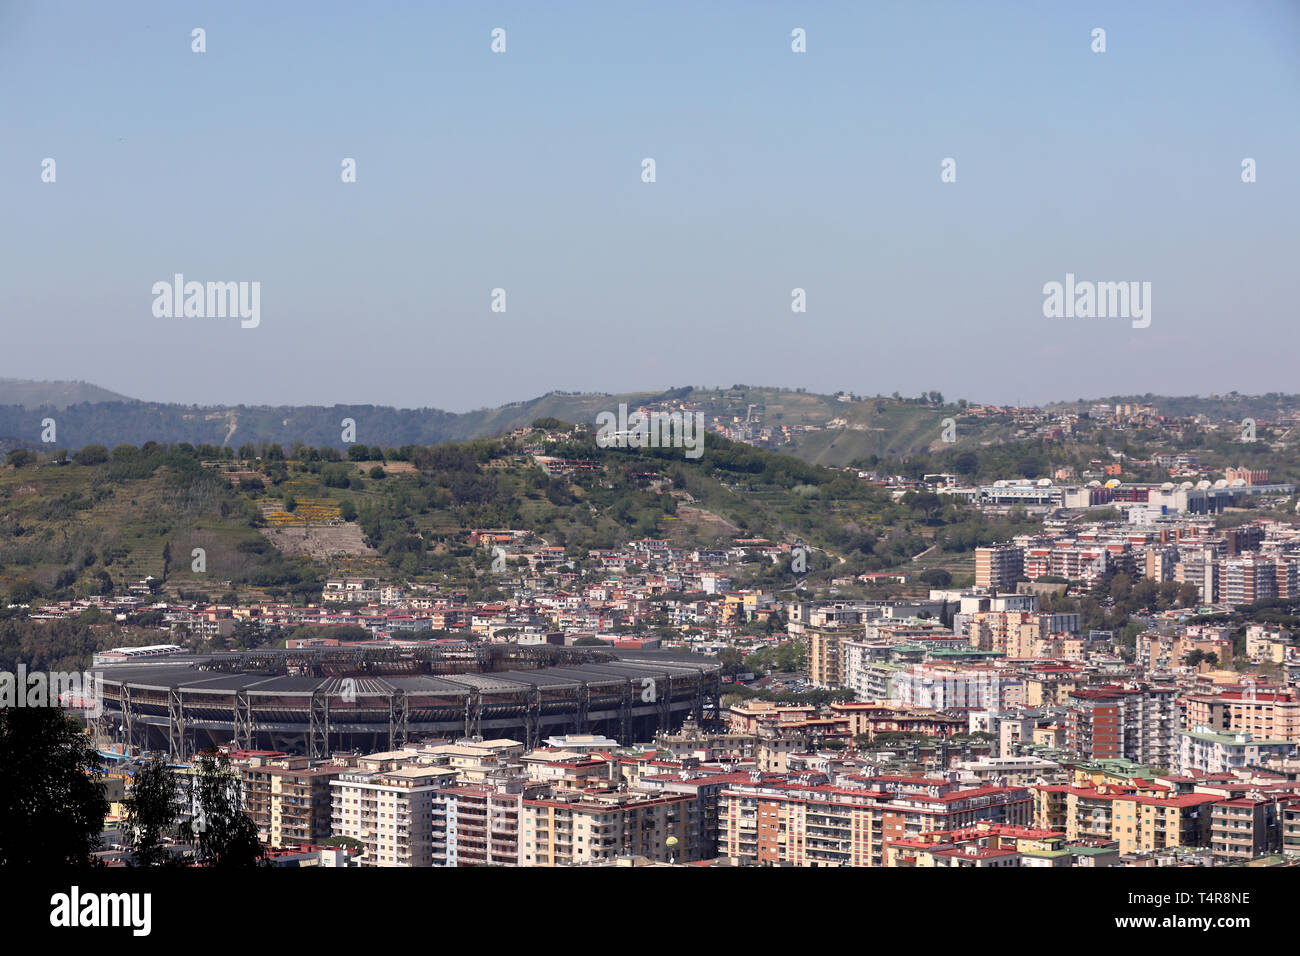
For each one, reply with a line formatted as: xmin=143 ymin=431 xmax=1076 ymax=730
xmin=90 ymin=644 xmax=722 ymax=759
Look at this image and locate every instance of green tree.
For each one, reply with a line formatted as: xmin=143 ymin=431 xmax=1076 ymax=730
xmin=74 ymin=444 xmax=110 ymax=466
xmin=901 ymin=490 xmax=944 ymax=523
xmin=0 ymin=708 xmax=108 ymax=865
xmin=7 ymin=579 xmax=40 ymax=604
xmin=716 ymin=647 xmax=745 ymax=677
xmin=1131 ymin=577 xmax=1159 ymax=610
xmin=183 ymin=751 xmax=266 ymax=868
xmin=919 ymin=568 xmax=952 ymax=588
xmin=124 ymin=755 xmax=180 ymax=867
xmin=230 ymin=619 xmax=265 ymax=650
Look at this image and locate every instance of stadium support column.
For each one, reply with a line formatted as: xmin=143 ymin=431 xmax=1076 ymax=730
xmin=309 ymin=690 xmax=331 ymax=760
xmin=620 ymin=681 xmax=633 ymax=744
xmin=577 ymin=684 xmax=590 ymax=734
xmin=120 ymin=684 xmax=136 ymax=751
xmin=88 ymin=710 xmax=110 ymax=745
xmin=234 ymin=690 xmax=253 ymax=751
xmin=388 ymin=690 xmax=409 ymax=751
xmin=659 ymin=675 xmax=672 ymax=734
xmin=525 ymin=687 xmax=542 ymax=749
xmin=466 ymin=691 xmax=483 ymax=739
xmin=700 ymin=671 xmax=719 ymax=733
xmin=709 ymin=672 xmax=721 ymax=732
xmin=167 ymin=687 xmax=186 ymax=761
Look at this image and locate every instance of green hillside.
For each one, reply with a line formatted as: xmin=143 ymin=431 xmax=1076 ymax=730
xmin=0 ymin=427 xmax=1042 ymax=605
xmin=0 ymin=446 xmax=318 ymax=604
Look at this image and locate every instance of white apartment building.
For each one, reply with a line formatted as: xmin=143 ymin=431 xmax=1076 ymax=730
xmin=890 ymin=665 xmax=1025 ymax=711
xmin=330 ymin=766 xmax=456 ymax=867
xmin=1176 ymin=728 xmax=1294 ymax=776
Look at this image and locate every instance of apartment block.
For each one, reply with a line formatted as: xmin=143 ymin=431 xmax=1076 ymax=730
xmin=1175 ymin=728 xmax=1294 ymax=776
xmin=975 ymin=546 xmax=1023 ymax=592
xmin=1136 ymin=631 xmax=1233 ymax=671
xmin=1066 ymin=685 xmax=1178 ymax=768
xmin=886 ymin=823 xmax=1117 ymax=868
xmin=330 ymin=766 xmax=457 ymax=867
xmin=520 ymin=790 xmax=700 ymax=866
xmin=807 ymin=628 xmax=847 ymax=688
xmin=1222 ymin=555 xmax=1280 ymax=606
xmin=240 ymin=756 xmax=354 ymax=847
xmin=1210 ymin=798 xmax=1279 ymax=863
xmin=1246 ymin=625 xmax=1294 ymax=663
xmin=1182 ymin=690 xmax=1300 ymax=742
xmin=1034 ymin=784 xmax=1215 ymax=853
xmin=890 ymin=663 xmax=1024 ymax=711
xmin=719 ymin=773 xmax=1032 ymax=867
xmin=1281 ymin=801 xmax=1300 ymax=857
xmin=1110 ymin=794 xmax=1216 ymax=854
xmin=432 ymin=781 xmax=533 ymax=867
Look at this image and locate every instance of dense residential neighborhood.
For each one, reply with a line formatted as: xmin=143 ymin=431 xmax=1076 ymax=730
xmin=19 ymin=436 xmax=1299 ymax=870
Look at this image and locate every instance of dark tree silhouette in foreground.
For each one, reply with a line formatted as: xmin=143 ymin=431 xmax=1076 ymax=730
xmin=124 ymin=754 xmax=180 ymax=866
xmin=0 ymin=707 xmax=108 ymax=866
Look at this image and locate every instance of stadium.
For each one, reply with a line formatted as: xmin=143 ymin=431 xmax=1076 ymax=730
xmin=91 ymin=643 xmax=723 ymax=759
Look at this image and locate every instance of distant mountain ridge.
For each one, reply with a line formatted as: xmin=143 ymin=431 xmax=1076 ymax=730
xmin=1 ymin=381 xmax=1297 ymax=464
xmin=0 ymin=379 xmax=132 ymax=408
xmin=1047 ymin=393 xmax=1300 ymax=421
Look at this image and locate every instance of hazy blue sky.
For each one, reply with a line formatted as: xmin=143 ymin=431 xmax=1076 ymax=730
xmin=3 ymin=1 xmax=1297 ymax=411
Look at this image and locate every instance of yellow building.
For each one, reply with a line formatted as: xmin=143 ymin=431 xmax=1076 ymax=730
xmin=1182 ymin=693 xmax=1300 ymax=742
xmin=1110 ymin=794 xmax=1216 ymax=854
xmin=1032 ymin=723 xmax=1067 ymax=748
xmin=806 ymin=628 xmax=845 ymax=688
xmin=1026 ymin=675 xmax=1079 ymax=707
xmin=521 ymin=791 xmax=699 ymax=866
xmin=1034 ymin=784 xmax=1215 ymax=853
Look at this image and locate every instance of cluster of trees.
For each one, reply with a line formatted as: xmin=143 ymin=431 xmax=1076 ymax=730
xmin=227 ymin=537 xmax=322 ymax=595
xmin=0 ymin=708 xmax=109 ymax=866
xmin=0 ymin=617 xmax=163 ymax=673
xmin=741 ymin=641 xmax=804 ymax=675
xmin=0 ymin=704 xmax=271 ymax=867
xmin=850 ymin=731 xmax=995 ymax=751
xmin=1039 ymin=574 xmax=1202 ymax=637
